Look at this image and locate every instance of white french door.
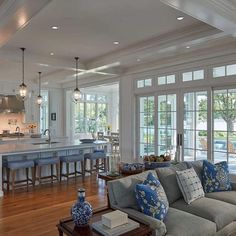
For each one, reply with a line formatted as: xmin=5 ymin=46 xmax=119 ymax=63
xmin=156 ymin=93 xmax=177 ymax=156
xmin=181 ymin=90 xmax=209 ymax=162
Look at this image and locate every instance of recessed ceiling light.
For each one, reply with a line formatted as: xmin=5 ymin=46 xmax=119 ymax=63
xmin=186 ymin=46 xmax=190 ymax=49
xmin=113 ymin=41 xmax=119 ymax=45
xmin=137 ymin=58 xmax=141 ymax=62
xmin=177 ymin=16 xmax=184 ymax=21
xmin=51 ymin=26 xmax=59 ymax=30
xmin=50 ymin=52 xmax=54 ymax=56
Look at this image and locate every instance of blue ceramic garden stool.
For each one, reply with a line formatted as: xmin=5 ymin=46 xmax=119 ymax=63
xmin=34 ymin=156 xmax=60 ymax=184
xmin=84 ymin=151 xmax=108 ymax=174
xmin=4 ymin=159 xmax=35 ymax=193
xmin=59 ymin=154 xmax=85 ymax=181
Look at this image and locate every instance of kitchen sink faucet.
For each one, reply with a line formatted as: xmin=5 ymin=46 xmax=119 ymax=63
xmin=43 ymin=129 xmax=51 ymax=144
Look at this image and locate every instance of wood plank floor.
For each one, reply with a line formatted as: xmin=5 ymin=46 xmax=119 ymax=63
xmin=0 ymin=175 xmax=107 ymax=236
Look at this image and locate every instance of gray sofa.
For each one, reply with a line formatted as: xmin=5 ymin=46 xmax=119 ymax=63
xmin=107 ymin=161 xmax=236 ymax=236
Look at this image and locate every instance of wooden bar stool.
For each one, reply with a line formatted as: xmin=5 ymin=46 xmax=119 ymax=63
xmin=4 ymin=160 xmax=35 ymax=193
xmin=84 ymin=151 xmax=108 ymax=174
xmin=59 ymin=154 xmax=85 ymax=181
xmin=34 ymin=156 xmax=60 ymax=184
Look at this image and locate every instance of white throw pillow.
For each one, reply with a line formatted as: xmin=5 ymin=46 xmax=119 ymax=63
xmin=176 ymin=167 xmax=205 ymax=204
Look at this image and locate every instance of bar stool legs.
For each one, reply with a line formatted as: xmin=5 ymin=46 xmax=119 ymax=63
xmin=5 ymin=159 xmax=35 ymax=193
xmin=60 ymin=154 xmax=85 ymax=181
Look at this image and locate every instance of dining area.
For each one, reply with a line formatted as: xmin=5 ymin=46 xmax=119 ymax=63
xmin=97 ymin=131 xmax=119 ymax=153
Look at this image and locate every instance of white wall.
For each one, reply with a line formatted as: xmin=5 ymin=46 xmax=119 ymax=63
xmin=48 ymin=88 xmax=64 ymax=137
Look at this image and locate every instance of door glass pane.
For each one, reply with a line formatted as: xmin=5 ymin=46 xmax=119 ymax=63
xmin=158 ymin=95 xmax=166 ymax=111
xmin=184 ymin=149 xmax=194 ymax=161
xmin=213 ymin=88 xmax=236 ymax=170
xmin=183 ymin=91 xmax=208 ymax=161
xmin=139 ymin=96 xmax=155 ymax=156
xmin=157 ymin=94 xmax=176 ymax=157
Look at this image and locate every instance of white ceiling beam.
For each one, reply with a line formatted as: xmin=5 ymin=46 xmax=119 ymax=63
xmin=86 ymin=23 xmax=223 ymax=69
xmin=0 ymin=0 xmax=53 ymax=48
xmin=160 ymin=0 xmax=236 ymax=35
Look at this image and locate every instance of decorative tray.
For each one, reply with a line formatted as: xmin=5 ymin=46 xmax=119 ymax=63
xmin=79 ymin=139 xmax=96 ymax=143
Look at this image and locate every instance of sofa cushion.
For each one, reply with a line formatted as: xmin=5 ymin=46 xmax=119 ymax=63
xmin=171 ymin=197 xmax=236 ymax=230
xmin=164 ymin=207 xmax=216 ymax=236
xmin=143 ymin=172 xmax=169 ymax=209
xmin=107 ymin=170 xmax=157 ymax=208
xmin=156 ymin=162 xmax=188 ymax=204
xmin=206 ymin=191 xmax=236 ymax=205
xmin=186 ymin=160 xmax=204 ymax=182
xmin=176 ymin=167 xmax=205 ymax=204
xmin=135 ymin=183 xmax=168 ymax=220
xmin=202 ymin=160 xmax=231 ymax=193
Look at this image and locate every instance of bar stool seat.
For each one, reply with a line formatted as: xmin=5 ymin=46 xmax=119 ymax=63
xmin=35 ymin=157 xmax=59 ymax=166
xmin=4 ymin=159 xmax=35 ymax=192
xmin=84 ymin=152 xmax=108 ymax=174
xmin=34 ymin=156 xmax=60 ymax=184
xmin=8 ymin=160 xmax=34 ymax=169
xmin=60 ymin=154 xmax=83 ymax=163
xmin=60 ymin=154 xmax=84 ymax=181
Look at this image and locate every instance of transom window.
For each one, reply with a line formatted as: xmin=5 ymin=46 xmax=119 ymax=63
xmin=137 ymin=78 xmax=152 ymax=88
xmin=157 ymin=74 xmax=175 ymax=85
xmin=182 ymin=69 xmax=204 ymax=82
xmin=213 ymin=64 xmax=236 ymax=78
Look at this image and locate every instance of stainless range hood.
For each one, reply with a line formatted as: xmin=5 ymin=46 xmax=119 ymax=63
xmin=0 ymin=95 xmax=25 ymax=113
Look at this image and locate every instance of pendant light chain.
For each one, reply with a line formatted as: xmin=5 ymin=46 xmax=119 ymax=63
xmin=38 ymin=72 xmax=41 ymax=95
xmin=72 ymin=57 xmax=80 ymax=103
xmin=75 ymin=57 xmax=79 ymax=89
xmin=21 ymin=48 xmax=25 ymax=84
xmin=19 ymin=47 xmax=27 ymax=99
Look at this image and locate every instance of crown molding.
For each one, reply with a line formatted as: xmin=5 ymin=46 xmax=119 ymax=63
xmin=125 ymin=40 xmax=236 ymax=76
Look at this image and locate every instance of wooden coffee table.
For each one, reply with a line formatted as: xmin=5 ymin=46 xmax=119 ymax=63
xmin=57 ymin=207 xmax=152 ymax=236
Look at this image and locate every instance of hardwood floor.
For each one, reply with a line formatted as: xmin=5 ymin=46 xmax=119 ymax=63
xmin=0 ymin=174 xmax=107 ymax=236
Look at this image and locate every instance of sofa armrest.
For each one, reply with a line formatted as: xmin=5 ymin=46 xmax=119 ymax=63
xmin=120 ymin=208 xmax=167 ymax=236
xmin=231 ymin=182 xmax=236 ymax=190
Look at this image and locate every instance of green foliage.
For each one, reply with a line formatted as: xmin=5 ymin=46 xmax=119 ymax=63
xmin=198 ymin=92 xmax=236 ymax=132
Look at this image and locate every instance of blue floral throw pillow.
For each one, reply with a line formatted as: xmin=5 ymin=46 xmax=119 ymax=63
xmin=135 ymin=173 xmax=169 ymax=220
xmin=202 ymin=160 xmax=231 ymax=193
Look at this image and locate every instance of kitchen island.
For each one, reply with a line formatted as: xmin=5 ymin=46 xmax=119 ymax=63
xmin=0 ymin=139 xmax=109 ymax=197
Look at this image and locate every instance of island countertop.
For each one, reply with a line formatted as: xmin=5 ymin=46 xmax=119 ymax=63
xmin=0 ymin=139 xmax=108 ymax=156
xmin=0 ymin=139 xmax=109 ymax=197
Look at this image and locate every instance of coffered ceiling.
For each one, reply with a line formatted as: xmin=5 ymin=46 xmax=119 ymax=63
xmin=0 ymin=0 xmax=235 ymax=87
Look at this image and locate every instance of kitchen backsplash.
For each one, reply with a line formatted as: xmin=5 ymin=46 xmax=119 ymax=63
xmin=0 ymin=113 xmax=26 ymax=133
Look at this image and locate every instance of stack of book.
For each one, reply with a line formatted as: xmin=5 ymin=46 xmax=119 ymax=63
xmin=92 ymin=210 xmax=140 ymax=236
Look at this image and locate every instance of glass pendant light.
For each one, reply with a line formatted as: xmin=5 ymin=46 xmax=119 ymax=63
xmin=19 ymin=47 xmax=27 ymax=99
xmin=73 ymin=57 xmax=80 ymax=103
xmin=36 ymin=72 xmax=43 ymax=105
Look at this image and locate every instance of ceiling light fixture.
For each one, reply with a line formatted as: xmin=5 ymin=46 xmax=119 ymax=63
xmin=137 ymin=58 xmax=141 ymax=62
xmin=36 ymin=72 xmax=43 ymax=105
xmin=72 ymin=57 xmax=80 ymax=103
xmin=50 ymin=52 xmax=54 ymax=56
xmin=113 ymin=41 xmax=119 ymax=45
xmin=186 ymin=46 xmax=190 ymax=49
xmin=51 ymin=26 xmax=59 ymax=30
xmin=177 ymin=16 xmax=184 ymax=21
xmin=19 ymin=47 xmax=27 ymax=100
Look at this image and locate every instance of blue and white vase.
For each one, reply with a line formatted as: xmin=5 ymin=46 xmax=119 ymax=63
xmin=71 ymin=188 xmax=93 ymax=227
